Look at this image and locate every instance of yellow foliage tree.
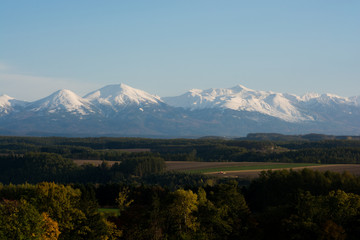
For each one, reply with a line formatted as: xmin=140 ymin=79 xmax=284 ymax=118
xmin=169 ymin=189 xmax=199 ymax=234
xmin=41 ymin=212 xmax=61 ymax=240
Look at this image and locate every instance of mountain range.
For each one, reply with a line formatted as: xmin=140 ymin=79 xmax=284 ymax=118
xmin=1 ymin=83 xmax=359 ymax=137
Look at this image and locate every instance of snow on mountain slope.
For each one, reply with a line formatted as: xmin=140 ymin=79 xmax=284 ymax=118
xmin=27 ymin=89 xmax=94 ymax=115
xmin=0 ymin=95 xmax=15 ymax=115
xmin=1 ymin=83 xmax=359 ymax=124
xmin=0 ymin=95 xmax=27 ymax=115
xmin=0 ymin=94 xmax=14 ymax=108
xmin=350 ymin=96 xmax=360 ymax=106
xmin=1 ymin=83 xmax=360 ymax=136
xmin=314 ymin=94 xmax=353 ymax=105
xmin=299 ymin=93 xmax=357 ymax=112
xmin=84 ymin=83 xmax=163 ymax=108
xmin=164 ymin=85 xmax=314 ymax=122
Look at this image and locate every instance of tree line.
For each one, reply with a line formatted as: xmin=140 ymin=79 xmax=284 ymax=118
xmin=1 ymin=136 xmax=360 ymax=164
xmin=0 ymin=153 xmax=166 ymax=184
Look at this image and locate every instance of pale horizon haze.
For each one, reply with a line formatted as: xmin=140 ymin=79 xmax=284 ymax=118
xmin=1 ymin=1 xmax=359 ymax=101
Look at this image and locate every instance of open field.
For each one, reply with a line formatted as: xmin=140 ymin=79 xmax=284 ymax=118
xmin=183 ymin=163 xmax=320 ymax=174
xmin=73 ymin=160 xmax=360 ymax=179
xmin=166 ymin=161 xmax=287 ymax=171
xmin=166 ymin=161 xmax=318 ymax=172
xmin=73 ymin=160 xmax=119 ymax=166
xmin=75 ymin=160 xmax=299 ymax=169
xmin=107 ymin=148 xmax=151 ymax=152
xmin=166 ymin=161 xmax=360 ymax=178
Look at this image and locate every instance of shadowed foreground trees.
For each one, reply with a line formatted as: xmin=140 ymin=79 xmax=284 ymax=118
xmin=245 ymin=169 xmax=360 ymax=239
xmin=2 ymin=169 xmax=360 ymax=239
xmin=116 ymin=182 xmax=256 ymax=240
xmin=0 ymin=182 xmax=120 ymax=240
xmin=0 ymin=199 xmax=60 ymax=240
xmin=282 ymin=190 xmax=360 ymax=240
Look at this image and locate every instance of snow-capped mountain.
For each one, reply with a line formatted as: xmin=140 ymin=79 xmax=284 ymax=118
xmin=163 ymin=85 xmax=315 ymax=122
xmin=0 ymin=94 xmax=27 ymax=116
xmin=163 ymin=85 xmax=360 ymax=123
xmin=26 ymin=89 xmax=94 ymax=115
xmin=303 ymin=93 xmax=354 ymax=105
xmin=85 ymin=83 xmax=163 ymax=110
xmin=350 ymin=96 xmax=360 ymax=106
xmin=0 ymin=95 xmax=16 ymax=115
xmin=0 ymin=83 xmax=359 ymax=137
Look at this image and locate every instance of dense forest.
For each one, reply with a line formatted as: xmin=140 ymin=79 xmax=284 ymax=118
xmin=1 ymin=136 xmax=360 ymax=239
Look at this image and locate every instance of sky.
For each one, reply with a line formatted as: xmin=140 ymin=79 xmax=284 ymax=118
xmin=1 ymin=0 xmax=359 ymax=101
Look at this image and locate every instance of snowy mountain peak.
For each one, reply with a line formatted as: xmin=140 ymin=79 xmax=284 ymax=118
xmin=299 ymin=93 xmax=351 ymax=107
xmin=0 ymin=95 xmax=28 ymax=115
xmin=188 ymin=89 xmax=203 ymax=95
xmin=230 ymin=84 xmax=254 ymax=93
xmin=0 ymin=95 xmax=15 ymax=115
xmin=43 ymin=89 xmax=85 ymax=106
xmin=0 ymin=94 xmax=14 ymax=107
xmin=85 ymin=83 xmax=163 ymax=107
xmin=163 ymin=84 xmax=316 ymax=122
xmin=28 ymin=89 xmax=93 ymax=115
xmin=350 ymin=96 xmax=360 ymax=106
xmin=300 ymin=93 xmax=321 ymax=101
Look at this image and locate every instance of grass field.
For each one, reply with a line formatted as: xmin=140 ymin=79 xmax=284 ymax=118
xmin=74 ymin=160 xmax=119 ymax=166
xmin=183 ymin=163 xmax=320 ymax=174
xmin=74 ymin=160 xmax=360 ymax=179
xmin=166 ymin=161 xmax=360 ymax=179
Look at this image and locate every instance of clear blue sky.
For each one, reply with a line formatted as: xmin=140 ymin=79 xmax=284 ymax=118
xmin=1 ymin=0 xmax=359 ymax=101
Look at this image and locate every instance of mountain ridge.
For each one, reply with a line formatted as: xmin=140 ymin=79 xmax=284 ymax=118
xmin=1 ymin=83 xmax=359 ymax=137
